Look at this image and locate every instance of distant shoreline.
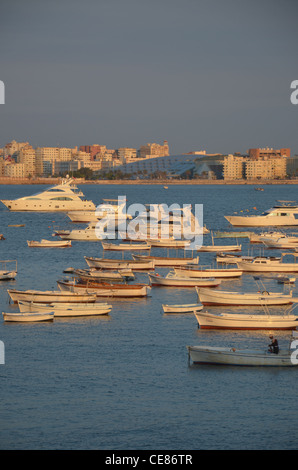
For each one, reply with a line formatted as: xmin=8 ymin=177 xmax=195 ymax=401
xmin=0 ymin=177 xmax=297 ymax=185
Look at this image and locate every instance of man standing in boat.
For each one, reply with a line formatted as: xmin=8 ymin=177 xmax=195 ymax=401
xmin=268 ymin=335 xmax=279 ymax=354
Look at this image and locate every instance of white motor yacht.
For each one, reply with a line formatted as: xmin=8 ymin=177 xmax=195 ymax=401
xmin=1 ymin=178 xmax=95 ymax=212
xmin=225 ymin=201 xmax=298 ymax=227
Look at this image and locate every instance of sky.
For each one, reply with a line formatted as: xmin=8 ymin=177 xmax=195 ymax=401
xmin=0 ymin=0 xmax=298 ymax=155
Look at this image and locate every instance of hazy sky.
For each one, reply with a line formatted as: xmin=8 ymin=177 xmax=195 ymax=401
xmin=0 ymin=0 xmax=297 ymax=155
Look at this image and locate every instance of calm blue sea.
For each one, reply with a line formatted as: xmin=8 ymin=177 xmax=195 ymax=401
xmin=1 ymin=183 xmax=298 ymax=450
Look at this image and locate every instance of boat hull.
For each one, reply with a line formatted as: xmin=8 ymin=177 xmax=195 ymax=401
xmin=187 ymin=346 xmax=296 ymax=366
xmin=225 ymin=215 xmax=298 ymax=227
xmin=194 ymin=312 xmax=298 ymax=330
xmin=85 ymin=256 xmax=154 ymax=270
xmin=196 ymin=287 xmax=293 ymax=305
xmin=8 ymin=290 xmax=96 ymax=304
xmin=162 ymin=303 xmax=203 ymax=313
xmin=18 ymin=301 xmax=112 ymax=316
xmin=57 ymin=281 xmax=151 ymax=297
xmin=2 ymin=312 xmax=54 ymax=322
xmin=149 ymin=274 xmax=220 ymax=287
xmin=237 ymin=261 xmax=298 ymax=272
xmin=1 ymin=200 xmax=95 ymax=212
xmin=132 ymin=255 xmax=199 ymax=266
xmin=174 ymin=268 xmax=243 ymax=278
xmin=197 ymin=245 xmax=241 ymax=252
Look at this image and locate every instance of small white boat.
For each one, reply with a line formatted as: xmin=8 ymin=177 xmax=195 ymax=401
xmin=174 ymin=267 xmax=243 ymax=278
xmin=18 ymin=301 xmax=112 ymax=317
xmin=149 ymin=272 xmax=221 ymax=287
xmin=162 ymin=303 xmax=204 ymax=314
xmin=2 ymin=312 xmax=54 ymax=322
xmin=27 ymin=239 xmax=72 ymax=248
xmin=8 ymin=289 xmax=97 ymax=304
xmin=187 ymin=332 xmax=298 ymax=366
xmin=85 ymin=256 xmax=154 ymax=271
xmin=196 ymin=287 xmax=293 ymax=306
xmin=101 ymin=241 xmax=150 ymax=251
xmin=236 ymin=254 xmax=298 ymax=272
xmin=132 ymin=254 xmax=199 ymax=267
xmin=194 ymin=311 xmax=298 ymax=330
xmin=0 ymin=260 xmax=17 ymax=280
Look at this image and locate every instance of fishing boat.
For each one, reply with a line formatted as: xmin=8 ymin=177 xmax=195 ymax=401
xmin=174 ymin=266 xmax=243 ymax=278
xmin=57 ymin=222 xmax=102 ymax=241
xmin=197 ymin=244 xmax=241 ymax=252
xmin=261 ymin=237 xmax=298 ymax=249
xmin=84 ymin=256 xmax=155 ymax=271
xmin=2 ymin=311 xmax=54 ymax=322
xmin=0 ymin=178 xmax=95 ymax=212
xmin=236 ymin=253 xmax=298 ymax=272
xmin=57 ymin=279 xmax=151 ymax=297
xmin=132 ymin=254 xmax=199 ymax=267
xmin=0 ymin=260 xmax=17 ymax=280
xmin=249 ymin=231 xmax=287 ymax=243
xmin=18 ymin=301 xmax=112 ymax=317
xmin=8 ymin=289 xmax=97 ymax=304
xmin=186 ymin=338 xmax=298 ymax=366
xmin=225 ymin=201 xmax=298 ymax=227
xmin=162 ymin=303 xmax=204 ymax=314
xmin=101 ymin=241 xmax=150 ymax=251
xmin=74 ymin=268 xmax=126 ymax=282
xmin=196 ymin=287 xmax=293 ymax=306
xmin=27 ymin=239 xmax=72 ymax=248
xmin=216 ymin=253 xmax=254 ymax=264
xmin=146 ymin=238 xmax=191 ymax=248
xmin=149 ymin=272 xmax=221 ymax=287
xmin=194 ymin=311 xmax=298 ymax=330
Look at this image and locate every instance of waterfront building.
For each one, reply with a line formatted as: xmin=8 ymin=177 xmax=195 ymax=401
xmin=18 ymin=146 xmax=36 ymax=177
xmin=4 ymin=162 xmax=26 ymax=178
xmin=245 ymin=156 xmax=287 ymax=179
xmin=223 ymin=155 xmax=245 ymax=180
xmin=138 ymin=141 xmax=169 ymax=159
xmin=248 ymin=147 xmax=290 ymax=159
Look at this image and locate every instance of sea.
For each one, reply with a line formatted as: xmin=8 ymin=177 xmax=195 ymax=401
xmin=0 ymin=182 xmax=298 ymax=450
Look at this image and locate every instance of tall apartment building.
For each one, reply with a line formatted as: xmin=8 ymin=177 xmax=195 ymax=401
xmin=35 ymin=147 xmax=75 ymax=175
xmin=18 ymin=146 xmax=36 ymax=177
xmin=79 ymin=145 xmax=103 ymax=159
xmin=139 ymin=141 xmax=169 ymax=159
xmin=248 ymin=147 xmax=290 ymax=159
xmin=223 ymin=155 xmax=245 ymax=180
xmin=118 ymin=148 xmax=137 ymax=163
xmin=4 ymin=162 xmax=26 ymax=178
xmin=3 ymin=140 xmax=30 ymax=157
xmin=245 ymin=156 xmax=287 ymax=179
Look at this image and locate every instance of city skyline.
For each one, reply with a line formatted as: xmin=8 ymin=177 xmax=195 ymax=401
xmin=0 ymin=0 xmax=297 ymax=155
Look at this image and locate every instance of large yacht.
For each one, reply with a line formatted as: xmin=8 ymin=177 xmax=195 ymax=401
xmin=225 ymin=201 xmax=298 ymax=227
xmin=1 ymin=178 xmax=96 ymax=212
